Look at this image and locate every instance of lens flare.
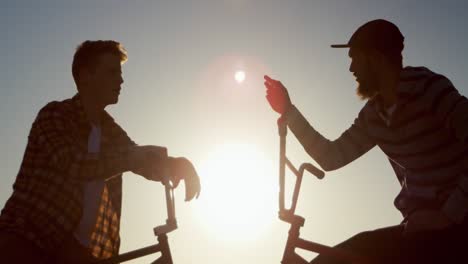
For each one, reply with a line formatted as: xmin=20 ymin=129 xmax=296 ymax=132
xmin=234 ymin=71 xmax=246 ymax=83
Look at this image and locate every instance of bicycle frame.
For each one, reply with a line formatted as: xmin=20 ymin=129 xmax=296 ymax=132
xmin=95 ymin=168 xmax=178 ymax=264
xmin=277 ymin=119 xmax=371 ymax=264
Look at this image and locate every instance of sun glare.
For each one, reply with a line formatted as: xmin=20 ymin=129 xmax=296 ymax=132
xmin=234 ymin=70 xmax=246 ymax=83
xmin=195 ymin=143 xmax=277 ymax=242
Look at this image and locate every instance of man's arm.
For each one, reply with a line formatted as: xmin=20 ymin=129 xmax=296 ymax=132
xmin=103 ymin=111 xmax=201 ymax=200
xmin=284 ymin=105 xmax=377 ymax=171
xmin=35 ymin=102 xmax=165 ymax=182
xmin=431 ymin=76 xmax=468 ymax=143
xmin=264 ymin=75 xmax=376 ymax=171
xmin=106 ymin=117 xmax=169 ymax=181
xmin=429 ymin=76 xmax=468 ymax=223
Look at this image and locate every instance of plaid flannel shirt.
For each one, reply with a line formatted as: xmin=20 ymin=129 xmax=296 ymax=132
xmin=0 ymin=94 xmax=137 ymax=259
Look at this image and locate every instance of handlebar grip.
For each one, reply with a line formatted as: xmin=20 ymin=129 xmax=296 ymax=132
xmin=301 ymin=163 xmax=325 ymax=179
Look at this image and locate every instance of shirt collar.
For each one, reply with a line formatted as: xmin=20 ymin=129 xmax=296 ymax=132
xmin=71 ymin=93 xmax=115 ymax=128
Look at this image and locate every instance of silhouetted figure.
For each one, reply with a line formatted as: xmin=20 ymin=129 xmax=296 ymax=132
xmin=0 ymin=40 xmax=201 ymax=264
xmin=265 ymin=19 xmax=468 ymax=263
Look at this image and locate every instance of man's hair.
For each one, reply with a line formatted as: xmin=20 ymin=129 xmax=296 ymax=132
xmin=72 ymin=40 xmax=127 ymax=87
xmin=362 ymin=48 xmax=403 ymax=71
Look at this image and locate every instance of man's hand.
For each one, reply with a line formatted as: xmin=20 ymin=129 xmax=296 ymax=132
xmin=404 ymin=210 xmax=454 ymax=234
xmin=130 ymin=145 xmax=167 ymax=181
xmin=169 ymin=157 xmax=201 ymax=201
xmin=264 ymin=75 xmax=292 ymax=115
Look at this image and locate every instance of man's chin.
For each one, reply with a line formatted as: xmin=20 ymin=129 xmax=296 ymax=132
xmin=356 ymin=81 xmax=377 ymax=100
xmin=106 ymin=96 xmax=119 ymax=106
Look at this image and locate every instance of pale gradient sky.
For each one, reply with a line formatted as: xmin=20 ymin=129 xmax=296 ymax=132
xmin=1 ymin=1 xmax=468 ymax=263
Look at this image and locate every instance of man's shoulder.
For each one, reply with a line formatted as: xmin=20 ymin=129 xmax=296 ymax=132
xmin=400 ymin=66 xmax=438 ymax=85
xmin=36 ymin=97 xmax=76 ymax=121
xmin=399 ymin=66 xmax=453 ymax=95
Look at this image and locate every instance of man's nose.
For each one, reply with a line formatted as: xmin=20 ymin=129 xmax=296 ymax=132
xmin=349 ymin=61 xmax=355 ymax=73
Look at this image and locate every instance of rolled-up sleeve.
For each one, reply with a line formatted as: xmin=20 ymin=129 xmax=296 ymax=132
xmin=35 ymin=103 xmax=134 ymax=181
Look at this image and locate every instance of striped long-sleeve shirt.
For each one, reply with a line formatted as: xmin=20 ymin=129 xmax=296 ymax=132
xmin=285 ymin=66 xmax=468 ymax=223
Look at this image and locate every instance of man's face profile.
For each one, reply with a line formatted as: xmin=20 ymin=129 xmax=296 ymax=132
xmin=85 ymin=53 xmax=123 ymax=106
xmin=349 ymin=48 xmax=379 ymax=100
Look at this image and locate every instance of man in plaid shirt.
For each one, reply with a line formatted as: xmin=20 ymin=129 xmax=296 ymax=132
xmin=0 ymin=40 xmax=201 ymax=263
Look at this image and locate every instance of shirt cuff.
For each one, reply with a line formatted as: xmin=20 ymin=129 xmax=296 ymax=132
xmin=283 ymin=105 xmax=313 ymax=140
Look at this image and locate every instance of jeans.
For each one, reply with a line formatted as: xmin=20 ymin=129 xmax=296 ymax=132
xmin=0 ymin=230 xmax=97 ymax=264
xmin=310 ymin=221 xmax=468 ymax=264
xmin=0 ymin=230 xmax=49 ymax=264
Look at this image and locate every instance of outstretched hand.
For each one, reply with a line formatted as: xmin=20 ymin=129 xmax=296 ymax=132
xmin=169 ymin=157 xmax=201 ymax=201
xmin=264 ymin=75 xmax=292 ymax=115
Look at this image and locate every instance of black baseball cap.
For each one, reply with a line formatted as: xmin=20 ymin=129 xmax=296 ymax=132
xmin=331 ymin=19 xmax=404 ymax=54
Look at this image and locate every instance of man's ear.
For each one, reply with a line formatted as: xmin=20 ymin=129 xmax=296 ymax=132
xmin=366 ymin=49 xmax=386 ymax=69
xmin=77 ymin=68 xmax=91 ymax=86
xmin=374 ymin=50 xmax=388 ymax=67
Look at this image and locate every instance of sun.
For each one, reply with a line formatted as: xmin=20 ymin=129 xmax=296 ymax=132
xmin=234 ymin=70 xmax=246 ymax=83
xmin=194 ymin=143 xmax=277 ymax=242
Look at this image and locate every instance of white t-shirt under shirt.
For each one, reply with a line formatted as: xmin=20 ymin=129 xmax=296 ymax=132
xmin=378 ymin=104 xmax=397 ymax=126
xmin=74 ymin=125 xmax=105 ymax=247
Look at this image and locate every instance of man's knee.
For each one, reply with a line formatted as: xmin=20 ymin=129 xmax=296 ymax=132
xmin=309 ymin=232 xmax=373 ymax=264
xmin=334 ymin=231 xmax=372 ymax=250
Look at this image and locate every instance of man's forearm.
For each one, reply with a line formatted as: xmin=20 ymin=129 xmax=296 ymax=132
xmin=284 ymin=105 xmax=376 ymax=171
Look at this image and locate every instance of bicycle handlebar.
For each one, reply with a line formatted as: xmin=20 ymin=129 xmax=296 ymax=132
xmin=94 ymin=161 xmax=177 ymax=264
xmin=299 ymin=163 xmax=325 ymax=179
xmin=154 ymin=162 xmax=178 ymax=236
xmin=278 ymin=118 xmax=325 ymax=217
xmin=286 ymin=159 xmax=325 ymax=180
xmin=277 ymin=118 xmax=374 ymax=264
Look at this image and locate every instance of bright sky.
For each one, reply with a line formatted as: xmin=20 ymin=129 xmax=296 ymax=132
xmin=1 ymin=1 xmax=468 ymax=263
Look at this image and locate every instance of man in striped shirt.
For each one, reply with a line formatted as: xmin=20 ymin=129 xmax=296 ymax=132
xmin=0 ymin=40 xmax=201 ymax=263
xmin=265 ymin=19 xmax=468 ymax=263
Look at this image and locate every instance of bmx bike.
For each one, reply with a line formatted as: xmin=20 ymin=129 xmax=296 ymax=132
xmin=277 ymin=119 xmax=372 ymax=264
xmin=95 ymin=171 xmax=177 ymax=264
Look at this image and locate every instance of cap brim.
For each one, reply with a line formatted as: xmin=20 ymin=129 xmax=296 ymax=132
xmin=330 ymin=44 xmax=350 ymax=48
